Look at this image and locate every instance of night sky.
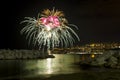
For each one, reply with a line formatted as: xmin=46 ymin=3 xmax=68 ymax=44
xmin=0 ymin=0 xmax=120 ymax=49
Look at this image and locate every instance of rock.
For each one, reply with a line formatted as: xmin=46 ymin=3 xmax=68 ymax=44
xmin=47 ymin=55 xmax=55 ymax=58
xmin=0 ymin=49 xmax=55 ymax=60
xmin=80 ymin=50 xmax=120 ymax=69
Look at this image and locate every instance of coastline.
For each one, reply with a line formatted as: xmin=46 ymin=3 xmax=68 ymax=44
xmin=0 ymin=49 xmax=55 ymax=60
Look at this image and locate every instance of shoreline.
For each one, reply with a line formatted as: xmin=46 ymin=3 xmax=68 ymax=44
xmin=0 ymin=49 xmax=55 ymax=60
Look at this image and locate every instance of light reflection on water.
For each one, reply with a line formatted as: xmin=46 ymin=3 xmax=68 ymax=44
xmin=36 ymin=54 xmax=81 ymax=75
xmin=23 ymin=54 xmax=82 ymax=76
xmin=0 ymin=54 xmax=92 ymax=79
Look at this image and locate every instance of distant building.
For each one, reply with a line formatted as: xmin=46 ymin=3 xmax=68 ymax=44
xmin=53 ymin=42 xmax=120 ymax=53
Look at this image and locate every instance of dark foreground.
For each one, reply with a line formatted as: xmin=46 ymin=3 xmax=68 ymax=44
xmin=27 ymin=72 xmax=120 ymax=80
xmin=0 ymin=68 xmax=119 ymax=80
xmin=1 ymin=69 xmax=120 ymax=80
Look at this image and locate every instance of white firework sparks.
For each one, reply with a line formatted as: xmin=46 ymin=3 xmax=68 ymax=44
xmin=20 ymin=9 xmax=80 ymax=50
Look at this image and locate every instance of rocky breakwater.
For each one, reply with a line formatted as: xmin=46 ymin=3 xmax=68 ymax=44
xmin=0 ymin=49 xmax=55 ymax=59
xmin=80 ymin=50 xmax=120 ymax=69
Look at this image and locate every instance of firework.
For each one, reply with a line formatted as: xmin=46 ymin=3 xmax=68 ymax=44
xmin=21 ymin=8 xmax=80 ymax=50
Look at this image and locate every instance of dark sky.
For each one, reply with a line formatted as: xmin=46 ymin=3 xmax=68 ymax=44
xmin=0 ymin=0 xmax=120 ymax=49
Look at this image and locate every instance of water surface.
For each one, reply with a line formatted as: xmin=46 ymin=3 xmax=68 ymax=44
xmin=0 ymin=54 xmax=96 ymax=79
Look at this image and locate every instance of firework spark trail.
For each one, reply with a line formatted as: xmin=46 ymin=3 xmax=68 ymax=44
xmin=21 ymin=9 xmax=80 ymax=50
